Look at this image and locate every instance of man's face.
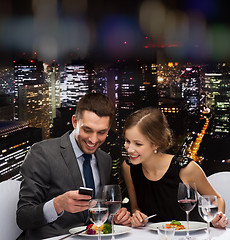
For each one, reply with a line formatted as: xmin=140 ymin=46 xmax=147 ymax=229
xmin=72 ymin=110 xmax=110 ymax=154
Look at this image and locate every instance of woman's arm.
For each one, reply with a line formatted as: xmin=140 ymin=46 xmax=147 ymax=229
xmin=122 ymin=161 xmax=147 ymax=227
xmin=122 ymin=161 xmax=139 ymax=213
xmin=180 ymin=161 xmax=224 ymax=211
xmin=180 ymin=161 xmax=228 ymax=228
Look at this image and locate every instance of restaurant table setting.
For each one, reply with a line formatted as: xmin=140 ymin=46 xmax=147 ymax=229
xmin=43 ymin=183 xmax=230 ymax=240
xmin=43 ymin=224 xmax=230 ymax=240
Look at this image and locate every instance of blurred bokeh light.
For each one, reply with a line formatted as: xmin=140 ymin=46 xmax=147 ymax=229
xmin=0 ymin=0 xmax=230 ymax=63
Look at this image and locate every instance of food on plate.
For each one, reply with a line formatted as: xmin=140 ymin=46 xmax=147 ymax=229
xmin=86 ymin=223 xmax=112 ymax=235
xmin=165 ymin=220 xmax=185 ymax=230
xmin=86 ymin=224 xmax=96 ymax=235
xmin=86 ymin=228 xmax=96 ymax=235
xmin=102 ymin=223 xmax=112 ymax=234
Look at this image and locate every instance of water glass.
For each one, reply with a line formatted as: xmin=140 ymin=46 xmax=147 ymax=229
xmin=157 ymin=226 xmax=175 ymax=240
xmin=198 ymin=195 xmax=218 ymax=240
xmin=88 ymin=199 xmax=109 ymax=240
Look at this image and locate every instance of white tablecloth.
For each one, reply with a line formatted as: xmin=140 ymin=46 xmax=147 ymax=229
xmin=44 ymin=226 xmax=230 ymax=240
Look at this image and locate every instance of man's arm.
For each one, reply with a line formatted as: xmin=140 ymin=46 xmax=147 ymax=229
xmin=17 ymin=143 xmax=51 ymax=230
xmin=17 ymin=143 xmax=94 ymax=230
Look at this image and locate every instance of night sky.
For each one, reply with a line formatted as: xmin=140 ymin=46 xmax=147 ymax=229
xmin=0 ymin=0 xmax=230 ymax=66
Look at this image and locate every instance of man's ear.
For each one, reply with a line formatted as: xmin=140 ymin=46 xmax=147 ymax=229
xmin=72 ymin=115 xmax=77 ymax=129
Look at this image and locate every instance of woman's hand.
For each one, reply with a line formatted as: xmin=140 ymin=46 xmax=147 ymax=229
xmin=131 ymin=210 xmax=148 ymax=227
xmin=212 ymin=211 xmax=228 ymax=228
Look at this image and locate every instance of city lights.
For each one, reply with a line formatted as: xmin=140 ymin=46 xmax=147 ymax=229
xmin=0 ymin=0 xmax=230 ymax=183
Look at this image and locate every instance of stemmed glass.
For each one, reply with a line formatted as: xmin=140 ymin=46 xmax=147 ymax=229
xmin=178 ymin=182 xmax=197 ymax=239
xmin=88 ymin=199 xmax=109 ymax=240
xmin=102 ymin=185 xmax=122 ymax=240
xmin=198 ymin=195 xmax=218 ymax=240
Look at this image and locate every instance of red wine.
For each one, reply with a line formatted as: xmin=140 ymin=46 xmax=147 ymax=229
xmin=178 ymin=199 xmax=197 ymax=212
xmin=104 ymin=201 xmax=121 ymax=215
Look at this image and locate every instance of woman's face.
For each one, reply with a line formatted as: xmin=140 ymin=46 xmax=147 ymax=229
xmin=124 ymin=125 xmax=157 ymax=165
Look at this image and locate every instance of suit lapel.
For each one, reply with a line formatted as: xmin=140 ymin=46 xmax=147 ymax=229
xmin=60 ymin=132 xmax=84 ymax=188
xmin=95 ymin=150 xmax=108 ymax=188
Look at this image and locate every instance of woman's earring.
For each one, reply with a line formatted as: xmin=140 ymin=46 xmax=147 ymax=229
xmin=154 ymin=149 xmax=157 ymax=154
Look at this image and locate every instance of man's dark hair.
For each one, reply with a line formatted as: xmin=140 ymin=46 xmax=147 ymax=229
xmin=76 ymin=93 xmax=115 ymax=126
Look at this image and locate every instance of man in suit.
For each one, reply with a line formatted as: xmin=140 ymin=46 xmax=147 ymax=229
xmin=17 ymin=93 xmax=131 ymax=239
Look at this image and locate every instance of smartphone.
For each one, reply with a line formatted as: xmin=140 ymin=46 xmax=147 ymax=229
xmin=79 ymin=187 xmax=93 ymax=197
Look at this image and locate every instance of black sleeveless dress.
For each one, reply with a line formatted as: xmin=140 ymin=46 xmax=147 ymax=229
xmin=129 ymin=155 xmax=203 ymax=223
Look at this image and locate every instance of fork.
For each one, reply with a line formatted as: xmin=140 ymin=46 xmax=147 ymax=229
xmin=141 ymin=214 xmax=157 ymax=222
xmin=58 ymin=227 xmax=87 ymax=240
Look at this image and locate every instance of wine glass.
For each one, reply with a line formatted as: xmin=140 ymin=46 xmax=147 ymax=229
xmin=178 ymin=182 xmax=197 ymax=240
xmin=198 ymin=195 xmax=218 ymax=240
xmin=88 ymin=199 xmax=109 ymax=240
xmin=102 ymin=185 xmax=122 ymax=240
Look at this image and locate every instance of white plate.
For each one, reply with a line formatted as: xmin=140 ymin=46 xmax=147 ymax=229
xmin=69 ymin=225 xmax=132 ymax=237
xmin=148 ymin=221 xmax=207 ymax=233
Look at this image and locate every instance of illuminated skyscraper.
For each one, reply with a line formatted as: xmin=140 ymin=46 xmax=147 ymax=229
xmin=114 ymin=60 xmax=158 ymax=134
xmin=213 ymin=95 xmax=230 ymax=135
xmin=60 ymin=62 xmax=90 ymax=107
xmin=18 ymin=84 xmax=50 ymax=139
xmin=203 ymin=73 xmax=223 ymax=109
xmin=157 ymin=62 xmax=181 ymax=98
xmin=0 ymin=121 xmax=42 ymax=182
xmin=202 ymin=64 xmax=230 ymax=137
xmin=138 ymin=62 xmax=158 ymax=109
xmin=115 ymin=61 xmax=140 ymax=131
xmin=44 ymin=62 xmax=61 ymax=125
xmin=14 ymin=59 xmax=44 ymax=120
xmin=181 ymin=66 xmax=201 ymax=116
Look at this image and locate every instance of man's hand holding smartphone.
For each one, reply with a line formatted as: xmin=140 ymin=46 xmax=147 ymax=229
xmin=79 ymin=187 xmax=93 ymax=199
xmin=54 ymin=187 xmax=93 ymax=214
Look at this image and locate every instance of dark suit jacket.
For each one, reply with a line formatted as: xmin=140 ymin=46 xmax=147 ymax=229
xmin=17 ymin=131 xmax=112 ymax=239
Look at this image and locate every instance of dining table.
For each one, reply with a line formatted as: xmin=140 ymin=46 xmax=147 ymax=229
xmin=43 ymin=224 xmax=230 ymax=240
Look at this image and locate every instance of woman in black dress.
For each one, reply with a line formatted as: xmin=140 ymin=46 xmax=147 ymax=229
xmin=122 ymin=107 xmax=228 ymax=228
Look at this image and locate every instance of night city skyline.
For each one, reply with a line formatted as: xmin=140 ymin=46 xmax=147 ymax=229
xmin=0 ymin=0 xmax=230 ymax=183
